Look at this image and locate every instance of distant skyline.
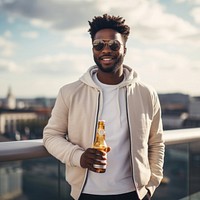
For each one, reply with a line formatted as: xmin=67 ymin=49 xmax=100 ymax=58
xmin=0 ymin=0 xmax=200 ymax=98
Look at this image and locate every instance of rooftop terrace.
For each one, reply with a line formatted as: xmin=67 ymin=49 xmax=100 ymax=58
xmin=0 ymin=128 xmax=200 ymax=200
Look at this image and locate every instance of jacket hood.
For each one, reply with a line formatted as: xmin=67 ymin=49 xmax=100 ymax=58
xmin=79 ymin=65 xmax=139 ymax=89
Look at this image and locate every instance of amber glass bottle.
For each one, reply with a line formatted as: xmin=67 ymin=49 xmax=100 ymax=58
xmin=93 ymin=120 xmax=108 ymax=173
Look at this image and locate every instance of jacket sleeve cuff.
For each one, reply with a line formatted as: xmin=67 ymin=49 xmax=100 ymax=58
xmin=70 ymin=148 xmax=85 ymax=167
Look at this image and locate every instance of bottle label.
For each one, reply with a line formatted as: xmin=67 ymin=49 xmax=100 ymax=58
xmin=93 ymin=163 xmax=106 ymax=169
xmin=99 ymin=129 xmax=104 ymax=135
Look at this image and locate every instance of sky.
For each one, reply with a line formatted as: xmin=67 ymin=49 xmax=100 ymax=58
xmin=0 ymin=0 xmax=200 ymax=98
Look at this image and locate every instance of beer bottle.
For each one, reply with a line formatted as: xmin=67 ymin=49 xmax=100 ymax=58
xmin=93 ymin=120 xmax=108 ymax=173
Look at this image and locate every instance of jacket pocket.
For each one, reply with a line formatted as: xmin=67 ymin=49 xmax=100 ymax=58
xmin=135 ymin=161 xmax=151 ymax=187
xmin=66 ymin=166 xmax=85 ymax=186
xmin=133 ymin=145 xmax=151 ymax=188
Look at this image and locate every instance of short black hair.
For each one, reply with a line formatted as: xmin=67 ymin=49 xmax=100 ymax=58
xmin=88 ymin=14 xmax=130 ymax=42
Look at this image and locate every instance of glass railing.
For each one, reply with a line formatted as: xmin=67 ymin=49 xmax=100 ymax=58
xmin=0 ymin=128 xmax=200 ymax=200
xmin=153 ymin=128 xmax=200 ymax=200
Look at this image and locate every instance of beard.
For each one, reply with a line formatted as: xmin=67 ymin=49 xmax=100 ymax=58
xmin=94 ymin=54 xmax=124 ymax=73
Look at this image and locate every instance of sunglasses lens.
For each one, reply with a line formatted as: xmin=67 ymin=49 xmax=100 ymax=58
xmin=109 ymin=40 xmax=121 ymax=51
xmin=93 ymin=40 xmax=121 ymax=51
xmin=93 ymin=40 xmax=105 ymax=51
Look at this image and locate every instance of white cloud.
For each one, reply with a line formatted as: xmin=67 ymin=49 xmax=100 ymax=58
xmin=30 ymin=18 xmax=53 ymax=29
xmin=176 ymin=0 xmax=186 ymax=2
xmin=124 ymin=46 xmax=200 ymax=95
xmin=0 ymin=36 xmax=15 ymax=57
xmin=4 ymin=31 xmax=12 ymax=38
xmin=125 ymin=47 xmax=190 ymax=71
xmin=33 ymin=52 xmax=91 ymax=74
xmin=1 ymin=0 xmax=200 ymax=96
xmin=63 ymin=28 xmax=91 ymax=48
xmin=190 ymin=7 xmax=200 ymax=24
xmin=7 ymin=16 xmax=16 ymax=23
xmin=176 ymin=0 xmax=200 ymax=4
xmin=0 ymin=0 xmax=97 ymax=30
xmin=35 ymin=53 xmax=69 ymax=64
xmin=0 ymin=58 xmax=19 ymax=72
xmin=1 ymin=0 xmax=199 ymax=45
xmin=21 ymin=31 xmax=39 ymax=39
xmin=117 ymin=1 xmax=199 ymax=44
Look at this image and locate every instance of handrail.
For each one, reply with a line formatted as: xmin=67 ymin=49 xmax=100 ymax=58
xmin=164 ymin=128 xmax=200 ymax=145
xmin=0 ymin=128 xmax=200 ymax=162
xmin=0 ymin=139 xmax=50 ymax=162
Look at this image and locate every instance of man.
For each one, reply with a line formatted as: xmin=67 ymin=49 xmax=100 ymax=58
xmin=43 ymin=14 xmax=165 ymax=200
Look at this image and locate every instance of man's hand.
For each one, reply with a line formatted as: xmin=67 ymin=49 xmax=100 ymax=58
xmin=80 ymin=148 xmax=108 ymax=172
xmin=142 ymin=189 xmax=151 ymax=200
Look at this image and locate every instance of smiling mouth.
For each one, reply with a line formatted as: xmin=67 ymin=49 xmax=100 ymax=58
xmin=102 ymin=58 xmax=112 ymax=61
xmin=100 ymin=57 xmax=114 ymax=65
xmin=100 ymin=56 xmax=114 ymax=61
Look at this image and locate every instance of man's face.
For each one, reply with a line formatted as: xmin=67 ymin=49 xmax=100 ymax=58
xmin=92 ymin=29 xmax=126 ymax=73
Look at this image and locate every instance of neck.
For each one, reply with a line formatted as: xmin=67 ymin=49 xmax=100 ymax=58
xmin=97 ymin=67 xmax=124 ymax=85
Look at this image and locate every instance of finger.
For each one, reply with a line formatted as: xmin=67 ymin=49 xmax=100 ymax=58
xmin=84 ymin=148 xmax=99 ymax=159
xmin=86 ymin=148 xmax=105 ymax=158
xmin=105 ymin=146 xmax=111 ymax=153
xmin=85 ymin=148 xmax=97 ymax=155
xmin=94 ymin=152 xmax=107 ymax=161
xmin=81 ymin=148 xmax=108 ymax=169
xmin=89 ymin=152 xmax=106 ymax=161
xmin=94 ymin=149 xmax=107 ymax=156
xmin=85 ymin=159 xmax=98 ymax=172
xmin=90 ymin=162 xmax=106 ymax=173
xmin=81 ymin=149 xmax=98 ymax=168
xmin=93 ymin=158 xmax=107 ymax=165
xmin=89 ymin=165 xmax=99 ymax=172
xmin=87 ymin=155 xmax=107 ymax=172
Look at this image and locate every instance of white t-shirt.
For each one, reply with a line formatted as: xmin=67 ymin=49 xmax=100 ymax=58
xmin=82 ymin=73 xmax=135 ymax=195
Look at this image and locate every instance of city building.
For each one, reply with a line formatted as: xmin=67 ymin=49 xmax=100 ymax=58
xmin=183 ymin=96 xmax=200 ymax=128
xmin=0 ymin=87 xmax=53 ymax=141
xmin=0 ymin=109 xmax=38 ymax=140
xmin=6 ymin=86 xmax=16 ymax=109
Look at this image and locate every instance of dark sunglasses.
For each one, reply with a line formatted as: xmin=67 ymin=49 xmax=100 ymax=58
xmin=92 ymin=39 xmax=122 ymax=51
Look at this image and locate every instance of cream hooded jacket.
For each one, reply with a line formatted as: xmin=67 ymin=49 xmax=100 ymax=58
xmin=43 ymin=65 xmax=165 ymax=200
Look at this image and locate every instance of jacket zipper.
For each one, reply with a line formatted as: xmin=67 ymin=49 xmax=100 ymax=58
xmin=78 ymin=90 xmax=101 ymax=198
xmin=93 ymin=91 xmax=101 ymax=138
xmin=125 ymin=88 xmax=138 ymax=195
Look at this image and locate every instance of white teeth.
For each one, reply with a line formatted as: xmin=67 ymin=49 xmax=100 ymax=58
xmin=103 ymin=58 xmax=112 ymax=60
